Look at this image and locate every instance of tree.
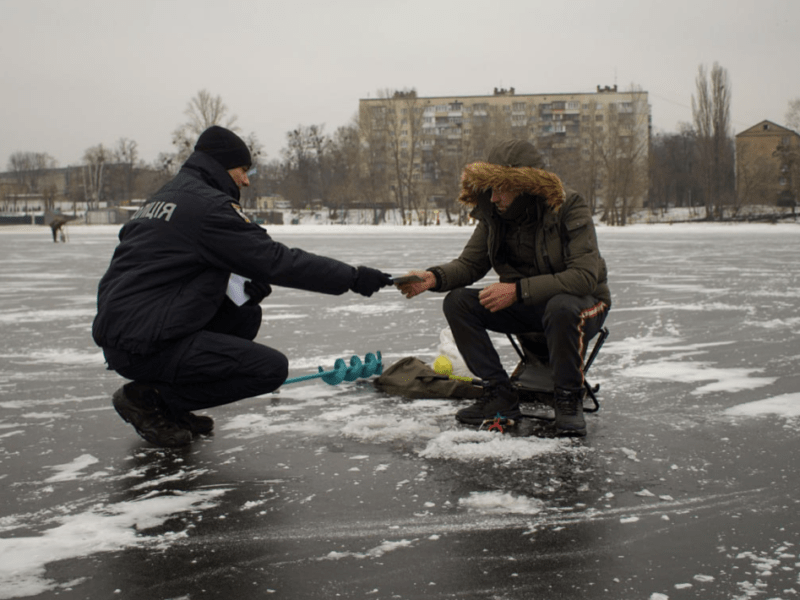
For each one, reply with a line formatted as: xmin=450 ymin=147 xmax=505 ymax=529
xmin=280 ymin=125 xmax=329 ymax=209
xmin=580 ymin=87 xmax=650 ymax=225
xmin=169 ymin=90 xmax=262 ymax=172
xmin=649 ymin=125 xmax=702 ymax=215
xmin=171 ymin=89 xmax=238 ymax=163
xmin=786 ymin=98 xmax=800 ymax=133
xmin=377 ymin=88 xmax=426 ymax=224
xmin=82 ymin=144 xmax=112 ymax=209
xmin=773 ymin=142 xmax=800 ymax=208
xmin=110 ymin=138 xmax=139 ymax=201
xmin=356 ymin=104 xmax=392 ymax=219
xmin=692 ymin=63 xmax=735 ymax=219
xmin=7 ymin=151 xmax=57 ymax=193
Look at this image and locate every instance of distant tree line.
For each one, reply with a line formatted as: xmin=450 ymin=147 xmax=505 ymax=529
xmin=5 ymin=69 xmax=800 ymax=223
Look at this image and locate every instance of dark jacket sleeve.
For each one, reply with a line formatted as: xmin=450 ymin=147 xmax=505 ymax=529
xmin=197 ymin=201 xmax=357 ymax=295
xmin=427 ymin=220 xmax=492 ymax=291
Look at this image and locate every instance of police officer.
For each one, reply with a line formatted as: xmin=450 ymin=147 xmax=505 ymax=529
xmin=93 ymin=126 xmax=393 ymax=447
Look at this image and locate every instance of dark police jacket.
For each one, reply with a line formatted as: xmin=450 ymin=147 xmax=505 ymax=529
xmin=92 ymin=152 xmax=356 ymax=355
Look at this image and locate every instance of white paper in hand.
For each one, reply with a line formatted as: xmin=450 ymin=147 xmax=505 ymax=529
xmin=226 ymin=273 xmax=251 ymax=306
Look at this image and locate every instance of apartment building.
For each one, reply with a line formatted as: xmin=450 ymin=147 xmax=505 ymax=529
xmin=359 ymin=85 xmax=651 ymax=211
xmin=735 ymin=120 xmax=800 ymax=206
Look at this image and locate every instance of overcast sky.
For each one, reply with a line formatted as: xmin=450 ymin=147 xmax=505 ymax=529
xmin=2 ymin=0 xmax=798 ymax=169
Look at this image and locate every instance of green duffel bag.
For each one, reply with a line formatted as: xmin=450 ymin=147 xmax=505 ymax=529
xmin=373 ymin=357 xmax=483 ymax=400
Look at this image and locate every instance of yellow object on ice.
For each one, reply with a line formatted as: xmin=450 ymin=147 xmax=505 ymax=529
xmin=433 ymin=355 xmax=453 ymax=375
xmin=433 ymin=355 xmax=474 ymax=383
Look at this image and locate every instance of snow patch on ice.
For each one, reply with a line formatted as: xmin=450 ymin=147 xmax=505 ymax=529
xmin=221 ymin=412 xmax=331 ymax=438
xmin=44 ymin=454 xmax=100 ymax=483
xmin=621 ymin=361 xmax=775 ymax=395
xmin=0 ymin=489 xmax=228 ymax=599
xmin=341 ymin=416 xmax=440 ymax=443
xmin=724 ymin=393 xmax=800 ymax=419
xmin=327 ymin=302 xmax=407 ymax=315
xmin=321 ymin=539 xmax=415 ymax=560
xmin=0 ymin=349 xmax=105 ymax=366
xmin=419 ymin=430 xmax=568 ymax=462
xmin=458 ymin=491 xmax=545 ymax=515
xmin=0 ymin=308 xmax=96 ymax=324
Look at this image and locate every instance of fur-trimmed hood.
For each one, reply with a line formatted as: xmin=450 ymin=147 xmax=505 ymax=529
xmin=456 ymin=140 xmax=565 ymax=210
xmin=456 ymin=161 xmax=566 ymax=210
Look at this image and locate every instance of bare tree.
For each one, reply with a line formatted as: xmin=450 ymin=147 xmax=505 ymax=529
xmin=372 ymin=88 xmax=427 ymax=224
xmin=168 ymin=90 xmax=261 ymax=172
xmin=786 ymin=98 xmax=800 ymax=133
xmin=649 ymin=126 xmax=702 ymax=216
xmin=692 ymin=63 xmax=734 ymax=219
xmin=280 ymin=125 xmax=329 ymax=209
xmin=580 ymin=87 xmax=649 ymax=225
xmin=110 ymin=138 xmax=139 ymax=201
xmin=82 ymin=144 xmax=112 ymax=209
xmin=7 ymin=151 xmax=57 ymax=193
xmin=172 ymin=89 xmax=239 ymax=163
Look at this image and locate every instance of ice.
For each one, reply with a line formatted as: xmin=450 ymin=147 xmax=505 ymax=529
xmin=1 ymin=222 xmax=799 ymax=598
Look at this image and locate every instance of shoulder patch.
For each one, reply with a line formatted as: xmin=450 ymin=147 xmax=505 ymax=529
xmin=230 ymin=203 xmax=251 ymax=223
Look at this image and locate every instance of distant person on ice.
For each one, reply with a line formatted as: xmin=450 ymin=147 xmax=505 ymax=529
xmin=396 ymin=140 xmax=610 ymax=436
xmin=49 ymin=214 xmax=67 ymax=242
xmin=92 ymin=125 xmax=393 ymax=447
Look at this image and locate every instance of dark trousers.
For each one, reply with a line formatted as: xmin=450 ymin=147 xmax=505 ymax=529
xmin=442 ymin=288 xmax=608 ymax=391
xmin=103 ymin=301 xmax=288 ymax=415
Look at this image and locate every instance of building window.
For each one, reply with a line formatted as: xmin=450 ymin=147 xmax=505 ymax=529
xmin=567 ymin=101 xmax=580 ymax=110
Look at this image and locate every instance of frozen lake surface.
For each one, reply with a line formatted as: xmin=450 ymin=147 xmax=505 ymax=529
xmin=1 ymin=222 xmax=799 ymax=599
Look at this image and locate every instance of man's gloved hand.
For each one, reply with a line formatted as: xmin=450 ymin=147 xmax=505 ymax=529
xmin=350 ymin=266 xmax=393 ymax=297
xmin=244 ymin=280 xmax=272 ymax=304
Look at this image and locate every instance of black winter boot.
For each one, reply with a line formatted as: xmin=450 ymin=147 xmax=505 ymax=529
xmin=553 ymin=388 xmax=587 ymax=437
xmin=112 ymin=382 xmax=193 ymax=447
xmin=172 ymin=411 xmax=214 ymax=435
xmin=456 ymin=381 xmax=522 ymax=425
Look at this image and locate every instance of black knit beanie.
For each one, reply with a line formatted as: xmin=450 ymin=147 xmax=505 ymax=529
xmin=194 ymin=126 xmax=252 ymax=170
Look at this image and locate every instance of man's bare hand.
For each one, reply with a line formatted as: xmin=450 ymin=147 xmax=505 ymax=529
xmin=478 ymin=282 xmax=517 ymax=312
xmin=396 ymin=270 xmax=436 ymax=298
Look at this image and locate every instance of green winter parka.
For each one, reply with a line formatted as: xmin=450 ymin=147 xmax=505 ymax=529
xmin=427 ymin=145 xmax=611 ymax=308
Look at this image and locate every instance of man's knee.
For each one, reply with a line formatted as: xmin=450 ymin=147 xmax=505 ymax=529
xmin=545 ymin=294 xmax=583 ymax=318
xmin=443 ymin=287 xmax=477 ymax=319
xmin=251 ymin=346 xmax=289 ymax=392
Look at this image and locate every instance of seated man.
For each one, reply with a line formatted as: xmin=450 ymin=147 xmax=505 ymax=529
xmin=397 ymin=139 xmax=610 ymax=436
xmin=93 ymin=126 xmax=393 ymax=447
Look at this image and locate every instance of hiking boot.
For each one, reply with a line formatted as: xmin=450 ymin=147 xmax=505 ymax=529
xmin=172 ymin=411 xmax=214 ymax=435
xmin=456 ymin=381 xmax=522 ymax=425
xmin=553 ymin=388 xmax=587 ymax=437
xmin=112 ymin=382 xmax=193 ymax=447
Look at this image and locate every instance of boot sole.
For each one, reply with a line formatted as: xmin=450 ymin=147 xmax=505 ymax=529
xmin=555 ymin=423 xmax=587 ymax=437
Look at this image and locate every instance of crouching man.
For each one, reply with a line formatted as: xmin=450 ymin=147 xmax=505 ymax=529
xmin=93 ymin=126 xmax=392 ymax=447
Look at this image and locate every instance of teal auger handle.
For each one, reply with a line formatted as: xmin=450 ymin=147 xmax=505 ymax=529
xmin=282 ymin=351 xmax=383 ymax=386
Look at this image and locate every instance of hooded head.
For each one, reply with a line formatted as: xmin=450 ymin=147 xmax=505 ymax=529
xmin=456 ymin=139 xmax=565 ymax=210
xmin=486 ymin=139 xmax=545 ymax=169
xmin=194 ymin=126 xmax=252 ymax=170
